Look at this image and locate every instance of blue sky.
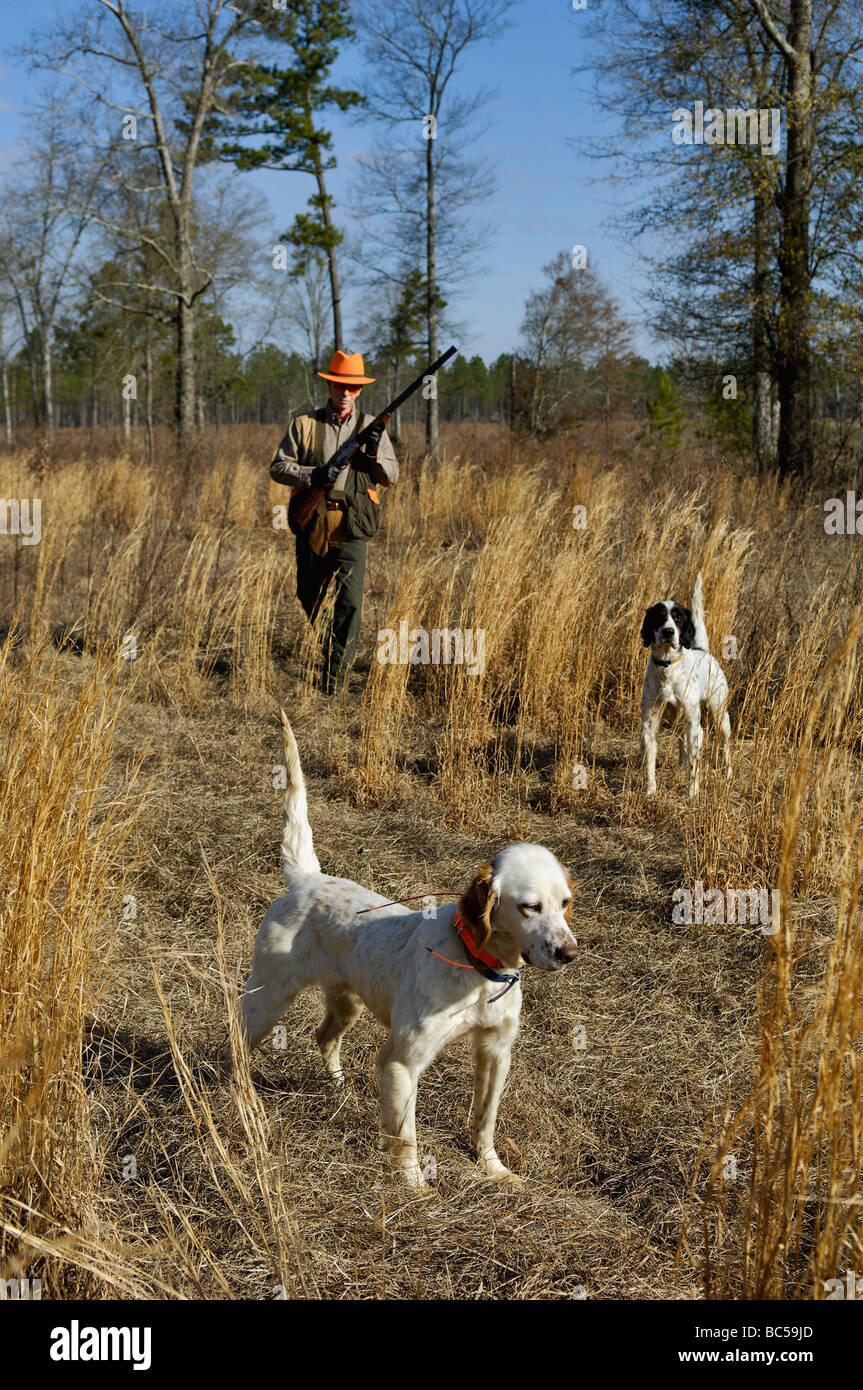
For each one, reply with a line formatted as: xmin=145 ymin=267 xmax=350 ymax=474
xmin=0 ymin=0 xmax=664 ymax=362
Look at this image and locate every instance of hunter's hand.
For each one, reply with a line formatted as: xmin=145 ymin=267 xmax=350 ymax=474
xmin=310 ymin=457 xmax=342 ymax=488
xmin=361 ymin=423 xmax=384 ymax=461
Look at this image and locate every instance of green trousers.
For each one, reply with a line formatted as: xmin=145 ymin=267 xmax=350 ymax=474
xmin=295 ymin=529 xmax=367 ymax=691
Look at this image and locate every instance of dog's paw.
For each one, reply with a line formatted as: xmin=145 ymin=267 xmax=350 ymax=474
xmin=475 ymin=1149 xmax=523 ymax=1184
xmin=384 ymin=1154 xmax=430 ymax=1190
xmin=399 ymin=1163 xmax=429 ymax=1191
xmin=495 ymin=1169 xmax=523 ymax=1186
xmin=478 ymin=1164 xmax=523 ymax=1185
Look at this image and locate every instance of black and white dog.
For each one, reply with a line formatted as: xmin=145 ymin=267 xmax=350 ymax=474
xmin=639 ymin=572 xmax=731 ymax=798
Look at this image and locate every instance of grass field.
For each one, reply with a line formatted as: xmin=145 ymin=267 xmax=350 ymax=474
xmin=2 ymin=421 xmax=862 ymax=1300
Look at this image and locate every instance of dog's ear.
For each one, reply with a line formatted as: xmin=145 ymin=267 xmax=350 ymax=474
xmin=641 ymin=604 xmax=662 ymax=647
xmin=459 ymin=862 xmax=497 ymax=950
xmin=563 ymin=870 xmax=575 ymax=924
xmin=677 ymin=605 xmax=696 ymax=648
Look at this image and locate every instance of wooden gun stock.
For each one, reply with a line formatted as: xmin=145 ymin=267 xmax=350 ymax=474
xmin=290 ymin=484 xmax=325 ymax=532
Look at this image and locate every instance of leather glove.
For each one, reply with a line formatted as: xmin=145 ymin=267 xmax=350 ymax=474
xmin=310 ymin=456 xmax=343 ymax=488
xmin=361 ymin=422 xmax=384 ymax=462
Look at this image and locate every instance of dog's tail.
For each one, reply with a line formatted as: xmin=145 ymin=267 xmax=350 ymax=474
xmin=691 ymin=571 xmax=710 ymax=652
xmin=278 ymin=709 xmax=321 ymax=883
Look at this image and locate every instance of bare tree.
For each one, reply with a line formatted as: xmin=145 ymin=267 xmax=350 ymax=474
xmin=588 ymin=0 xmax=863 ymax=476
xmin=520 ymin=254 xmax=636 ymax=435
xmin=749 ymin=0 xmax=812 ymax=475
xmin=584 ymin=2 xmax=785 ymax=468
xmin=354 ymin=0 xmax=511 ymax=460
xmin=0 ymin=95 xmax=106 ymax=442
xmin=60 ymin=162 xmax=266 ymax=450
xmin=31 ymin=0 xmax=262 ymax=441
xmin=280 ymin=253 xmax=332 ymax=396
xmin=357 ymin=266 xmax=426 ymax=442
xmin=0 ymin=301 xmax=18 ymax=447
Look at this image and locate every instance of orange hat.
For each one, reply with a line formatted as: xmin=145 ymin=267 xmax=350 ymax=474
xmin=317 ymin=351 xmax=375 ymax=385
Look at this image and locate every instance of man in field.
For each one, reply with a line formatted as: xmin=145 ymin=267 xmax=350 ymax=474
xmin=271 ymin=351 xmax=399 ymax=693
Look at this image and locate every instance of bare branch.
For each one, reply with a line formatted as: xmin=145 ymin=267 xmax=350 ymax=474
xmin=749 ymin=0 xmax=798 ymax=63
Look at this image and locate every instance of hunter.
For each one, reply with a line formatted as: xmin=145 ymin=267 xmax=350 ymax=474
xmin=270 ymin=351 xmax=398 ymax=693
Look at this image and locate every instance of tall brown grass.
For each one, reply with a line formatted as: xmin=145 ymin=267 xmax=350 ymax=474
xmin=2 ymin=425 xmax=863 ymax=1298
xmin=697 ymin=612 xmax=863 ymax=1298
xmin=0 ymin=628 xmax=143 ymax=1295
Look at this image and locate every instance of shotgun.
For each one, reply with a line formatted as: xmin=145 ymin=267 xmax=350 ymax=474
xmin=289 ymin=344 xmax=458 ymax=533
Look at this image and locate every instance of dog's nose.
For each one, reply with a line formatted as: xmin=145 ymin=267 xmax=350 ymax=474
xmin=555 ymin=941 xmax=578 ymax=963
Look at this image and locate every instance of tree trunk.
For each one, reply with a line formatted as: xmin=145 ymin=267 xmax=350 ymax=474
xmin=425 ymin=130 xmax=439 ymax=459
xmin=776 ymin=0 xmax=814 ymax=477
xmin=41 ymin=321 xmax=54 ymax=443
xmin=0 ymin=317 xmax=12 ymax=448
xmin=315 ymin=166 xmax=343 ymax=351
xmin=145 ymin=330 xmax=154 ymax=465
xmin=752 ymin=181 xmax=776 ymax=469
xmin=529 ymin=317 xmax=552 ymax=435
xmin=10 ymin=287 xmax=39 ymax=430
xmin=28 ymin=360 xmax=39 ymax=429
xmin=174 ymin=216 xmax=197 ymax=440
xmin=175 ymin=294 xmax=196 ymax=441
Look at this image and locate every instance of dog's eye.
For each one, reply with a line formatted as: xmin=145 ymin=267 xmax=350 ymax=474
xmin=518 ymin=902 xmax=542 ymax=915
xmin=562 ymin=898 xmax=571 ymax=911
xmin=671 ymin=609 xmax=682 ymax=620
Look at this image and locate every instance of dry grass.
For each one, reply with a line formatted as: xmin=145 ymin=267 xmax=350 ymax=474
xmin=1 ymin=420 xmax=862 ymax=1299
xmin=699 ymin=612 xmax=863 ymax=1298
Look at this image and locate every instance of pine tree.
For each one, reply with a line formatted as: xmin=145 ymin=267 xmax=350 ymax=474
xmin=210 ymin=1 xmax=361 ymax=350
xmin=645 ymin=371 xmax=687 ymax=452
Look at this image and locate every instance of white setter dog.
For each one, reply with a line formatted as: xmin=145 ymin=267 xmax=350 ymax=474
xmin=640 ymin=572 xmax=731 ymax=798
xmin=224 ymin=711 xmax=577 ymax=1189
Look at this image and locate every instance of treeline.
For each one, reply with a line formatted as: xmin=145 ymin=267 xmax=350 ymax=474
xmin=0 ymin=0 xmax=516 ymax=461
xmin=1 ymin=249 xmax=843 ymax=459
xmin=2 ymin=213 xmax=856 ymax=456
xmin=587 ymin=0 xmax=863 ymax=476
xmin=4 ymin=1 xmax=863 ymax=474
xmin=0 ymin=323 xmax=639 ymax=435
xmin=0 ymin=240 xmax=674 ymax=437
xmin=0 ymin=331 xmax=520 ymax=434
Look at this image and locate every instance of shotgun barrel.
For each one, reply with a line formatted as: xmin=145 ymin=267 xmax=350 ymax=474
xmin=360 ymin=343 xmax=458 ymax=438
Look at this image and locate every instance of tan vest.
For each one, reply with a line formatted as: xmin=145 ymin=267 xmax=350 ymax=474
xmin=294 ymin=414 xmax=349 ymax=555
